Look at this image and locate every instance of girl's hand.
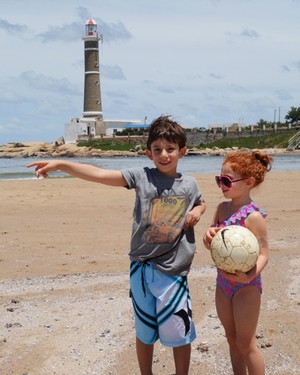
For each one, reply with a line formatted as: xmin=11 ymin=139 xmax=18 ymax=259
xmin=218 ymin=269 xmax=252 ymax=284
xmin=203 ymin=227 xmax=222 ymax=250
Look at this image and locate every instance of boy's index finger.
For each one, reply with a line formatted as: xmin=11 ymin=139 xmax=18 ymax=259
xmin=26 ymin=162 xmax=39 ymax=168
xmin=26 ymin=161 xmax=44 ymax=168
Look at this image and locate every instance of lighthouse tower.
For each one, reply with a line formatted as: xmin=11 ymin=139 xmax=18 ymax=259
xmin=64 ymin=17 xmax=143 ymax=142
xmin=82 ymin=18 xmax=105 ymax=135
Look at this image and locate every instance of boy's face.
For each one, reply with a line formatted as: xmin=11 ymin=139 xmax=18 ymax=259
xmin=146 ymin=139 xmax=186 ymax=177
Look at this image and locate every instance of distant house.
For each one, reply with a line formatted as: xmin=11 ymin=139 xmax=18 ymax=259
xmin=208 ymin=121 xmax=246 ymax=132
xmin=64 ymin=117 xmax=147 ymax=142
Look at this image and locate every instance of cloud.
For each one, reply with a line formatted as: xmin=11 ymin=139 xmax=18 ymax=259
xmin=225 ymin=28 xmax=260 ymax=40
xmin=0 ymin=88 xmax=24 ymax=103
xmin=242 ymin=97 xmax=275 ymax=119
xmin=106 ymin=90 xmax=129 ymax=99
xmin=157 ymin=86 xmax=175 ymax=94
xmin=294 ymin=60 xmax=300 ymax=73
xmin=20 ymin=71 xmax=80 ymax=95
xmin=77 ymin=6 xmax=91 ymax=22
xmin=229 ymin=84 xmax=250 ymax=94
xmin=209 ymin=73 xmax=225 ymax=79
xmin=275 ymin=89 xmax=293 ymax=101
xmin=0 ymin=18 xmax=28 ymax=35
xmin=76 ymin=6 xmax=132 ymax=42
xmin=36 ymin=16 xmax=132 ymax=44
xmin=142 ymin=80 xmax=155 ymax=86
xmin=95 ymin=19 xmax=132 ymax=43
xmin=102 ymin=65 xmax=126 ymax=80
xmin=240 ymin=28 xmax=260 ymax=38
xmin=36 ymin=22 xmax=82 ymax=43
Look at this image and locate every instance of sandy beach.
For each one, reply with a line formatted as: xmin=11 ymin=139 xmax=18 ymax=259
xmin=0 ymin=171 xmax=299 ymax=374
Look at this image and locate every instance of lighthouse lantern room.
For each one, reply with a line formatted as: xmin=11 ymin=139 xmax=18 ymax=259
xmin=86 ymin=17 xmax=97 ymax=36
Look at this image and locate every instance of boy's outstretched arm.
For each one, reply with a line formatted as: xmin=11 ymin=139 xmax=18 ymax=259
xmin=27 ymin=160 xmax=127 ymax=187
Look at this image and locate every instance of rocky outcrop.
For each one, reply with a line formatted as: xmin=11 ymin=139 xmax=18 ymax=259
xmin=0 ymin=142 xmax=143 ymax=158
xmin=185 ymin=147 xmax=293 ymax=156
xmin=0 ymin=142 xmax=296 ymax=159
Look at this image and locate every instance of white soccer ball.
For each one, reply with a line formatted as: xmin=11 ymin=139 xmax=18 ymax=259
xmin=210 ymin=225 xmax=259 ymax=273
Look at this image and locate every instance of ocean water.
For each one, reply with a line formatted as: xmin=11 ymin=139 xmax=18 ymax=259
xmin=0 ymin=154 xmax=299 ymax=180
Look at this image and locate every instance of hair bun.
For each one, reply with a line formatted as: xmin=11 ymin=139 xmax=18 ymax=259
xmin=252 ymin=151 xmax=272 ymax=171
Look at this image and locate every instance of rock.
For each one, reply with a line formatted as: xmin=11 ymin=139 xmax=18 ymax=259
xmin=53 ymin=136 xmax=65 ymax=147
xmin=134 ymin=144 xmax=143 ymax=151
xmin=0 ymin=141 xmax=298 ymax=158
xmin=260 ymin=341 xmax=273 ymax=348
xmin=11 ymin=142 xmax=27 ymax=148
xmin=196 ymin=342 xmax=209 ymax=352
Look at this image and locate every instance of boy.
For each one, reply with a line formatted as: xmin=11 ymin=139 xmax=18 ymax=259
xmin=27 ymin=115 xmax=206 ymax=375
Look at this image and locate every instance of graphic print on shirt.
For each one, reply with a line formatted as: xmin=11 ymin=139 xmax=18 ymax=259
xmin=145 ymin=195 xmax=186 ymax=244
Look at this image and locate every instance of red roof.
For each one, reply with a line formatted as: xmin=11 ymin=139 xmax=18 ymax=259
xmin=86 ymin=18 xmax=96 ymax=25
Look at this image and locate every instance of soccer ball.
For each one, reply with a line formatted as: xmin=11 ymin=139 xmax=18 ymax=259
xmin=210 ymin=225 xmax=259 ymax=273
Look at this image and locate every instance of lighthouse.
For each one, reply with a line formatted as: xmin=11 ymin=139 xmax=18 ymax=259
xmin=64 ymin=18 xmax=143 ymax=142
xmin=82 ymin=18 xmax=105 ymax=135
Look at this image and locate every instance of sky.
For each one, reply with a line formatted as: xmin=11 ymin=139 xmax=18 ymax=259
xmin=0 ymin=0 xmax=300 ymax=143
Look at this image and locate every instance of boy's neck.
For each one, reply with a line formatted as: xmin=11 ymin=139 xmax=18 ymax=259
xmin=156 ymin=168 xmax=180 ymax=179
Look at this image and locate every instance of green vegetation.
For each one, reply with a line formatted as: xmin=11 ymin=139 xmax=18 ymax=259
xmin=197 ymin=130 xmax=299 ymax=149
xmin=115 ymin=128 xmax=147 ymax=136
xmin=285 ymin=106 xmax=300 ymax=123
xmin=77 ymin=129 xmax=299 ymax=151
xmin=77 ymin=139 xmax=137 ymax=151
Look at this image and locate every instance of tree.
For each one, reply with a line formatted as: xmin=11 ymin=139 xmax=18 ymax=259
xmin=285 ymin=106 xmax=300 ymax=124
xmin=257 ymin=119 xmax=273 ymax=129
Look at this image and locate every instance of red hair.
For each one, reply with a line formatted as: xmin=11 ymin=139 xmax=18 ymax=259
xmin=223 ymin=151 xmax=273 ymax=186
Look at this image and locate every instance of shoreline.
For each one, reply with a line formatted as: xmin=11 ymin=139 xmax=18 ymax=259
xmin=1 ymin=153 xmax=299 ymax=182
xmin=1 ymin=141 xmax=300 ymax=159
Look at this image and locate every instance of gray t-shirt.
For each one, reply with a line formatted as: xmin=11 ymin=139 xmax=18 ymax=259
xmin=121 ymin=167 xmax=203 ymax=276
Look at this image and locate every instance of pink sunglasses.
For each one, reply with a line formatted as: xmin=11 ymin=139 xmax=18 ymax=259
xmin=215 ymin=175 xmax=248 ymax=189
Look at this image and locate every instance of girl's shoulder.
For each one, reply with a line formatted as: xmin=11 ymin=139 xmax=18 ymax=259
xmin=240 ymin=203 xmax=267 ymax=219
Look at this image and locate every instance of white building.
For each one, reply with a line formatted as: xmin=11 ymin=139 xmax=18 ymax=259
xmin=208 ymin=120 xmax=246 ymax=132
xmin=65 ymin=118 xmax=147 ymax=143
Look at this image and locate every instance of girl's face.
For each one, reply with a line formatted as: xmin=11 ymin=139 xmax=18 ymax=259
xmin=218 ymin=163 xmax=250 ymax=198
xmin=146 ymin=139 xmax=186 ymax=177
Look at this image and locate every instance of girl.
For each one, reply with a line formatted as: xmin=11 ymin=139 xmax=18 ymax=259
xmin=203 ymin=150 xmax=272 ymax=375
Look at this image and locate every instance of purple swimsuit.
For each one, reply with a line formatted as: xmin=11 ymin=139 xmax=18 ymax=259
xmin=216 ymin=203 xmax=267 ymax=300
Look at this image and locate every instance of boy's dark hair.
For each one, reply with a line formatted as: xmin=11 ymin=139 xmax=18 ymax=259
xmin=146 ymin=115 xmax=186 ymax=150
